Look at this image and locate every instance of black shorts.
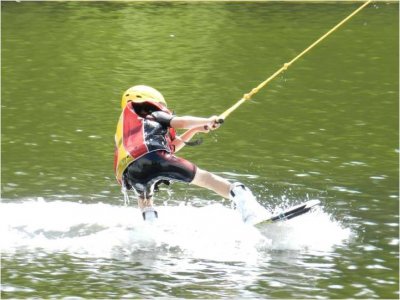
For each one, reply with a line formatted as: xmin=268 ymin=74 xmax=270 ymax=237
xmin=123 ymin=150 xmax=197 ymax=197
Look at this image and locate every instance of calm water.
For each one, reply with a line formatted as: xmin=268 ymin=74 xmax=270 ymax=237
xmin=1 ymin=1 xmax=398 ymax=299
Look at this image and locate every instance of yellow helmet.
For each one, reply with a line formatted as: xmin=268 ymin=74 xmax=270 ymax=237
xmin=121 ymin=85 xmax=167 ymax=109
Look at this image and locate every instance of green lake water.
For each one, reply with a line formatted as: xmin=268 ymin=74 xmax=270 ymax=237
xmin=1 ymin=1 xmax=398 ymax=299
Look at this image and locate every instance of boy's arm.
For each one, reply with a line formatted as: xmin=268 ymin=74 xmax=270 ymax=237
xmin=150 ymin=113 xmax=220 ymax=152
xmin=170 ymin=116 xmax=220 ymax=152
xmin=172 ymin=126 xmax=210 ymax=153
xmin=150 ymin=113 xmax=219 ymax=130
xmin=170 ymin=116 xmax=219 ymax=130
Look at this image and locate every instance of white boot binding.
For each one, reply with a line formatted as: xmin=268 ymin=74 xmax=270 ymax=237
xmin=229 ymin=182 xmax=246 ymax=200
xmin=142 ymin=207 xmax=158 ymax=221
xmin=229 ymin=182 xmax=267 ymax=224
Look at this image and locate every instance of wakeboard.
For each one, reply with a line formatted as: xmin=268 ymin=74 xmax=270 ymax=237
xmin=255 ymin=199 xmax=321 ymax=228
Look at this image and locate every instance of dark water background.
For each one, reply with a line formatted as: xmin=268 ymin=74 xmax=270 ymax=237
xmin=1 ymin=1 xmax=398 ymax=299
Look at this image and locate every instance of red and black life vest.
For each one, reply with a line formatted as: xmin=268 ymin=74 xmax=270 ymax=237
xmin=114 ymin=101 xmax=176 ymax=184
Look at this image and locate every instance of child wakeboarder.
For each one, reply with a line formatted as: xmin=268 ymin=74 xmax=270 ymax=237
xmin=114 ymin=85 xmax=267 ymax=223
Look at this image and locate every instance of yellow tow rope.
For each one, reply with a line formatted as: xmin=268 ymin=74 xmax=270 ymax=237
xmin=218 ymin=0 xmax=372 ymax=122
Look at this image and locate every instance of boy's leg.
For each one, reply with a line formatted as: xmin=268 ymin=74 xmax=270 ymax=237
xmin=138 ymin=189 xmax=158 ymax=221
xmin=137 ymin=195 xmax=154 ymax=210
xmin=191 ymin=168 xmax=268 ymax=224
xmin=190 ymin=168 xmax=231 ymax=198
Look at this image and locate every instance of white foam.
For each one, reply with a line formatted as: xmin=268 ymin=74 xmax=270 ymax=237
xmin=258 ymin=206 xmax=352 ymax=252
xmin=1 ymin=199 xmax=352 ymax=261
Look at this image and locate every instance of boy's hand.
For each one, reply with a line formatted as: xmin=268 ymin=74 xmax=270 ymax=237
xmin=195 ymin=125 xmax=211 ymax=133
xmin=205 ymin=115 xmax=221 ymax=131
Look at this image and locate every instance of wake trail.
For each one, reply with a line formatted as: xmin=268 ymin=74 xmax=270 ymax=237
xmin=1 ymin=198 xmax=352 ymax=261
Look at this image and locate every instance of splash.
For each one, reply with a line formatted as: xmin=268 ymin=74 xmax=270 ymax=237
xmin=1 ymin=198 xmax=351 ymax=261
xmin=257 ymin=205 xmax=352 ymax=252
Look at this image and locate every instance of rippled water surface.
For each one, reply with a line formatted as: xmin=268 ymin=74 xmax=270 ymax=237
xmin=1 ymin=1 xmax=399 ymax=299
